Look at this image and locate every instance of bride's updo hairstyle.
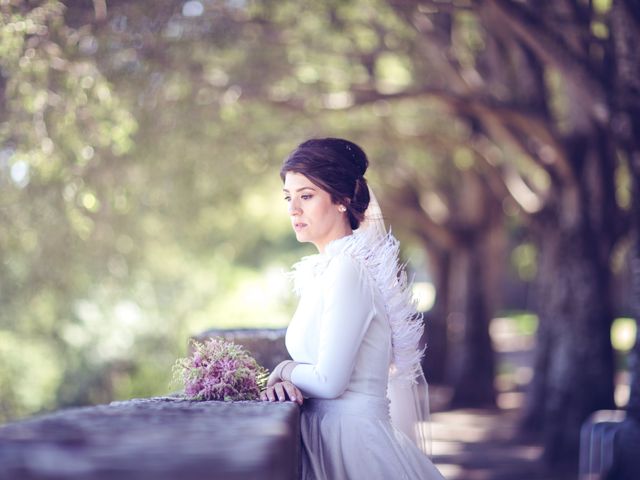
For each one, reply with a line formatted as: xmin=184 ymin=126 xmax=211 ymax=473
xmin=281 ymin=138 xmax=371 ymax=230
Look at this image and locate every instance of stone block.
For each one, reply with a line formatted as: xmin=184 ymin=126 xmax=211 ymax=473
xmin=0 ymin=397 xmax=300 ymax=480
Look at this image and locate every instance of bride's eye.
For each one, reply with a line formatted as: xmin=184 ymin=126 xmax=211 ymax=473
xmin=284 ymin=196 xmax=291 ymax=202
xmin=301 ymin=194 xmax=313 ymax=200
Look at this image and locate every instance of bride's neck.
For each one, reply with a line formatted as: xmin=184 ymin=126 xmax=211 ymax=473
xmin=315 ymin=226 xmax=353 ymax=254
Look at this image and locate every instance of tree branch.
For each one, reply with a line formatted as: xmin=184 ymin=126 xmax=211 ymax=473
xmin=265 ymin=83 xmax=575 ymax=190
xmin=470 ymin=135 xmax=543 ymax=220
xmin=486 ymin=0 xmax=609 ymax=125
xmin=386 ymin=182 xmax=461 ymax=250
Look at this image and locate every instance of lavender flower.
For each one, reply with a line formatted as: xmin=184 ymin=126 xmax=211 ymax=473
xmin=173 ymin=337 xmax=268 ymax=401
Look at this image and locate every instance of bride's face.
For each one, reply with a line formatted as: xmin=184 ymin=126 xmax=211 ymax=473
xmin=283 ymin=172 xmax=350 ymax=252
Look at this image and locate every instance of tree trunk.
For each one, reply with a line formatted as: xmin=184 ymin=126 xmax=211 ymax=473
xmin=604 ymin=2 xmax=640 ymax=477
xmin=609 ymin=150 xmax=640 ymax=480
xmin=421 ymin=248 xmax=450 ymax=384
xmin=387 ymin=177 xmax=500 ymax=402
xmin=610 ymin=0 xmax=640 ymax=423
xmin=447 ymin=219 xmax=500 ymax=408
xmin=523 ymin=217 xmax=616 ymax=463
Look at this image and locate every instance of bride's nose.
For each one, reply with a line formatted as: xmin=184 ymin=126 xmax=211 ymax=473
xmin=288 ymin=199 xmax=302 ymax=216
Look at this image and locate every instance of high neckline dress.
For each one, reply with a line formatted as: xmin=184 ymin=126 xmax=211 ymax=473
xmin=285 ymin=231 xmax=445 ymax=480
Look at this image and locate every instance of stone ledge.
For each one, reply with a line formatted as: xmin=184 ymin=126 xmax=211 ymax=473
xmin=0 ymin=396 xmax=300 ymax=480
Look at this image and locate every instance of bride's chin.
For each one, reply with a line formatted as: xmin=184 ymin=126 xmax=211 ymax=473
xmin=295 ymin=231 xmax=311 ymax=242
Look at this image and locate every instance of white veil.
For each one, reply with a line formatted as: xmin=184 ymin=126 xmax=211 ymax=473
xmin=359 ymin=185 xmax=432 ymax=456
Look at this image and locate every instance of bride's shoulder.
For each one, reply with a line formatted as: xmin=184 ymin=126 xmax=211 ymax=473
xmin=332 ymin=228 xmax=402 ymax=276
xmin=287 ymin=229 xmax=401 ymax=296
xmin=323 ymin=250 xmax=367 ymax=281
xmin=287 ymin=253 xmax=328 ymax=296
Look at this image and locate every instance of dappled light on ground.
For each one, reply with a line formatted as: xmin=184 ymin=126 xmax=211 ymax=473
xmin=425 ymin=313 xmax=627 ymax=479
xmin=430 ymin=406 xmax=549 ymax=480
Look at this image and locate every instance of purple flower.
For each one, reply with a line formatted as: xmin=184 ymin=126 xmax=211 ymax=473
xmin=173 ymin=337 xmax=268 ymax=401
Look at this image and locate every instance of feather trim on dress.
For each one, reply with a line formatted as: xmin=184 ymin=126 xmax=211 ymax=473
xmin=288 ymin=228 xmax=425 ymax=384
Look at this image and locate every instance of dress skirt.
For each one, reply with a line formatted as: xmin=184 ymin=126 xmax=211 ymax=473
xmin=299 ymin=391 xmax=445 ymax=480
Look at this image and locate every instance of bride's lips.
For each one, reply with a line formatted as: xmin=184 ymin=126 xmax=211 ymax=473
xmin=293 ymin=222 xmax=307 ymax=232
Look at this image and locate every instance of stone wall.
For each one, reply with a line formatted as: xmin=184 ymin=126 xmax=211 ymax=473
xmin=193 ymin=328 xmax=289 ymax=372
xmin=0 ymin=397 xmax=300 ymax=480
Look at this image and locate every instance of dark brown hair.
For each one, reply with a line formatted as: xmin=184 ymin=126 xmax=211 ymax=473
xmin=280 ymin=137 xmax=370 ymax=230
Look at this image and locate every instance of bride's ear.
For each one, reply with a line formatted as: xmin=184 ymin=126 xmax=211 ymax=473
xmin=337 ymin=196 xmax=351 ymax=213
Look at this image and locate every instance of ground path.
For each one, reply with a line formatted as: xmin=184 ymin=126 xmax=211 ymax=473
xmin=429 ymin=400 xmax=574 ymax=480
xmin=427 ymin=315 xmax=578 ymax=480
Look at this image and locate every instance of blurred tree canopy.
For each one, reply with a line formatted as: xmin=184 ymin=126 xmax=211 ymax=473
xmin=1 ymin=0 xmax=638 ymax=467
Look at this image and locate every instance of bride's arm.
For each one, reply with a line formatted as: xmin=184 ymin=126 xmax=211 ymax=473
xmin=267 ymin=360 xmax=300 ymax=387
xmin=287 ymin=253 xmax=374 ymax=399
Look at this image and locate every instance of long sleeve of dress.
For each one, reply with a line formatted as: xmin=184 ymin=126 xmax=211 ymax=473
xmin=290 ymin=253 xmax=375 ymax=399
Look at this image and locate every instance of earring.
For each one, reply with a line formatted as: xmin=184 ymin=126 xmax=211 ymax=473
xmin=338 ymin=205 xmax=347 ymax=213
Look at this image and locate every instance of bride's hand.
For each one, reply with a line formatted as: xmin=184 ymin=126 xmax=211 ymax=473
xmin=266 ymin=367 xmax=281 ymax=388
xmin=260 ymin=380 xmax=304 ymax=405
xmin=266 ymin=360 xmax=293 ymax=388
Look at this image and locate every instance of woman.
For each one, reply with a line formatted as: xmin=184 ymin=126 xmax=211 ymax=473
xmin=260 ymin=138 xmax=445 ymax=480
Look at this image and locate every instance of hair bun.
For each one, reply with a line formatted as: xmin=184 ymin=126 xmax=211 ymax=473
xmin=352 ymin=175 xmax=370 ymax=213
xmin=326 ymin=138 xmax=368 ymax=177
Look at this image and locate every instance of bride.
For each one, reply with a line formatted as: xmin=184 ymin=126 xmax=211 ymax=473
xmin=260 ymin=138 xmax=445 ymax=480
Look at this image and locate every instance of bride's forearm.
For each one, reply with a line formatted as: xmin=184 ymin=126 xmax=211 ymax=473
xmin=281 ymin=360 xmax=300 ymax=382
xmin=267 ymin=360 xmax=302 ymax=387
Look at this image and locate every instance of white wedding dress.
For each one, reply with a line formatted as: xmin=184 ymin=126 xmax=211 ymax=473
xmin=285 ymin=230 xmax=445 ymax=480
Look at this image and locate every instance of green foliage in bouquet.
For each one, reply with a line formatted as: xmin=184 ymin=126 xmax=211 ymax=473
xmin=173 ymin=337 xmax=268 ymax=401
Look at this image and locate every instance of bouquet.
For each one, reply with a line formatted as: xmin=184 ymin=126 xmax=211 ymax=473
xmin=173 ymin=337 xmax=268 ymax=401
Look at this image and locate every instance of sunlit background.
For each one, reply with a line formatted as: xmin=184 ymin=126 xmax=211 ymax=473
xmin=1 ymin=2 xmax=637 ymax=475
